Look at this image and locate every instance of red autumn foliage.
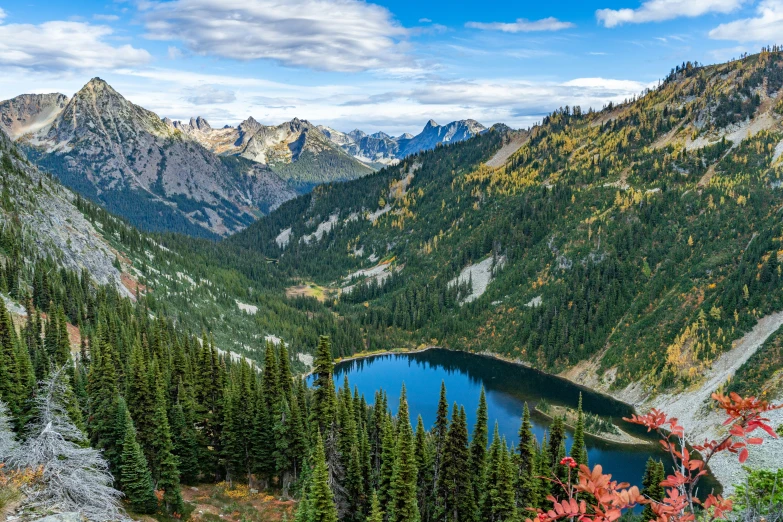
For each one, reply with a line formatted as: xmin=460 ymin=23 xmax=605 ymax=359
xmin=526 ymin=392 xmax=781 ymax=522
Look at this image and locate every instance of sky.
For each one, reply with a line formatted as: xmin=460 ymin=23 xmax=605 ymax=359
xmin=0 ymin=0 xmax=780 ymax=136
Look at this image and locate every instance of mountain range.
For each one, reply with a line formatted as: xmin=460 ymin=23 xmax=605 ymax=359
xmin=0 ymin=79 xmax=490 ymax=237
xmin=319 ymin=118 xmax=487 ymax=168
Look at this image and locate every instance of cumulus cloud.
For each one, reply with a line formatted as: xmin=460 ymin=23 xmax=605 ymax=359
xmin=466 ymin=17 xmax=574 ymax=32
xmin=596 ymin=0 xmax=747 ymax=27
xmin=185 ymin=85 xmax=236 ymax=105
xmin=0 ymin=20 xmax=150 ymax=71
xmin=0 ymin=8 xmax=6 ymax=22
xmin=141 ymin=0 xmax=408 ymax=72
xmin=92 ymin=14 xmax=120 ymax=21
xmin=709 ymin=0 xmax=783 ymax=41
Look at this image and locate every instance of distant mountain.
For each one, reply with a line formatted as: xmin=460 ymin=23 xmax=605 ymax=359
xmin=320 ymin=119 xmax=487 ymax=166
xmin=166 ymin=115 xmax=373 ymax=189
xmin=0 ymin=78 xmax=295 ymax=237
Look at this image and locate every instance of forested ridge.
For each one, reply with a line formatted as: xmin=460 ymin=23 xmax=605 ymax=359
xmin=230 ymin=49 xmax=783 ymax=394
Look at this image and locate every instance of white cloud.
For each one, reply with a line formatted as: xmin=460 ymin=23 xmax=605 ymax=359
xmin=141 ymin=0 xmax=408 ymax=72
xmin=597 ymin=0 xmax=747 ymax=27
xmin=466 ymin=17 xmax=574 ymax=33
xmin=0 ymin=20 xmax=150 ymax=71
xmin=0 ymin=8 xmax=6 ymax=22
xmin=709 ymin=0 xmax=783 ymax=41
xmin=92 ymin=14 xmax=120 ymax=21
xmin=419 ymin=17 xmax=432 ymax=23
xmin=184 ymin=85 xmax=236 ymax=105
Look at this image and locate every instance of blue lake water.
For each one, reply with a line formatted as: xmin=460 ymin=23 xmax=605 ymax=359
xmin=324 ymin=348 xmax=720 ymax=494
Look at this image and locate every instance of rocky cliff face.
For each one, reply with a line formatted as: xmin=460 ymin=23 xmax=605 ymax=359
xmin=0 ymin=123 xmax=131 ymax=299
xmin=1 ymin=79 xmax=295 ymax=237
xmin=0 ymin=93 xmax=69 ymax=140
xmin=165 ymin=116 xmax=373 ymax=187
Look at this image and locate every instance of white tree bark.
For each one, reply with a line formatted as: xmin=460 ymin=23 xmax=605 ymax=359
xmin=10 ymin=367 xmax=128 ymax=522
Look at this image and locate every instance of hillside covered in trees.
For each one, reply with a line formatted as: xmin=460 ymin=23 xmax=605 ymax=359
xmin=232 ymin=50 xmax=783 ymax=397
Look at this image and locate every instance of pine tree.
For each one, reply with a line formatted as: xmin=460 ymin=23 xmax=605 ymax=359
xmin=309 ymin=433 xmax=339 ymax=522
xmin=570 ymin=394 xmax=588 ymax=469
xmin=367 ymin=490 xmax=384 ymax=522
xmin=641 ymin=458 xmax=665 ymax=521
xmin=151 ymin=370 xmax=183 ymax=514
xmin=311 ymin=336 xmax=337 ymax=435
xmin=548 ymin=416 xmax=565 ymax=469
xmin=469 ymin=387 xmax=488 ymax=508
xmin=169 ymin=383 xmax=201 ymax=485
xmin=480 ymin=424 xmax=516 ymax=522
xmin=0 ymin=299 xmax=21 ymax=414
xmin=388 ymin=385 xmax=419 ymax=522
xmin=517 ymin=402 xmax=537 ymax=510
xmin=118 ymin=402 xmax=157 ymax=514
xmin=437 ymin=404 xmax=475 ymax=522
xmin=414 ymin=415 xmax=434 ymax=522
xmin=431 ymin=380 xmax=449 ymax=512
xmin=378 ymin=414 xmax=396 ymax=508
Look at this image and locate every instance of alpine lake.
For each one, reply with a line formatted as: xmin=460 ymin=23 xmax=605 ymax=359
xmin=318 ymin=347 xmax=721 ymax=496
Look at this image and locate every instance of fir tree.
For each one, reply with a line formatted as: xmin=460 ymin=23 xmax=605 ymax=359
xmin=570 ymin=394 xmax=588 ymax=468
xmin=641 ymin=458 xmax=665 ymax=522
xmin=118 ymin=403 xmax=157 ymax=514
xmin=437 ymin=404 xmax=475 ymax=522
xmin=469 ymin=387 xmax=488 ymax=508
xmin=378 ymin=414 xmax=396 ymax=508
xmin=517 ymin=402 xmax=537 ymax=510
xmin=309 ymin=433 xmax=339 ymax=522
xmin=367 ymin=490 xmax=384 ymax=522
xmin=388 ymin=385 xmax=420 ymax=522
xmin=311 ymin=336 xmax=337 ymax=435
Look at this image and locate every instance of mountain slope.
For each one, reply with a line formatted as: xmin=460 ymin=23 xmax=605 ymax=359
xmin=1 ymin=79 xmax=296 ymax=238
xmin=232 ymin=51 xmax=783 ymax=402
xmin=166 ymin=115 xmax=373 ymax=188
xmin=320 ymin=119 xmax=487 ymax=166
xmin=0 ymin=121 xmax=375 ymax=371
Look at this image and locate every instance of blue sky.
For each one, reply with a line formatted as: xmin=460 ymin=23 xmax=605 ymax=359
xmin=0 ymin=0 xmax=780 ymax=135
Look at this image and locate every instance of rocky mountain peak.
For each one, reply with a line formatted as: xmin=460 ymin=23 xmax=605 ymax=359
xmin=424 ymin=119 xmax=439 ymax=129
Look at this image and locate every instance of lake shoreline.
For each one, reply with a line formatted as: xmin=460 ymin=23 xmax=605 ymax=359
xmin=325 ymin=345 xmax=641 ymax=412
xmin=533 ymin=405 xmax=652 ymax=447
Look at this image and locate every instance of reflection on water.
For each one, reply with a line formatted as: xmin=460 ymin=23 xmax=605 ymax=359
xmin=325 ymin=348 xmax=719 ymax=495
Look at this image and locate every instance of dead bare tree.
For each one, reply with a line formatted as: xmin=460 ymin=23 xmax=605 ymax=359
xmin=10 ymin=366 xmax=128 ymax=521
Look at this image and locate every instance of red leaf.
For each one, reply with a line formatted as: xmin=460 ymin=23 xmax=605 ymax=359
xmin=739 ymin=449 xmax=749 ymax=463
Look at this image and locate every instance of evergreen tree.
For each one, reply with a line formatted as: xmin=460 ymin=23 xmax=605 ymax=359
xmin=414 ymin=415 xmax=434 ymax=522
xmin=517 ymin=403 xmax=537 ymax=510
xmin=431 ymin=380 xmax=449 ymax=513
xmin=311 ymin=336 xmax=337 ymax=435
xmin=378 ymin=414 xmax=396 ymax=508
xmin=367 ymin=490 xmax=384 ymax=522
xmin=0 ymin=299 xmax=21 ymax=414
xmin=309 ymin=433 xmax=339 ymax=522
xmin=641 ymin=458 xmax=666 ymax=522
xmin=570 ymin=394 xmax=588 ymax=468
xmin=469 ymin=387 xmax=488 ymax=509
xmin=437 ymin=404 xmax=475 ymax=522
xmin=151 ymin=370 xmax=183 ymax=514
xmin=118 ymin=403 xmax=157 ymax=514
xmin=169 ymin=383 xmax=201 ymax=485
xmin=482 ymin=427 xmax=518 ymax=522
xmin=388 ymin=386 xmax=419 ymax=522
